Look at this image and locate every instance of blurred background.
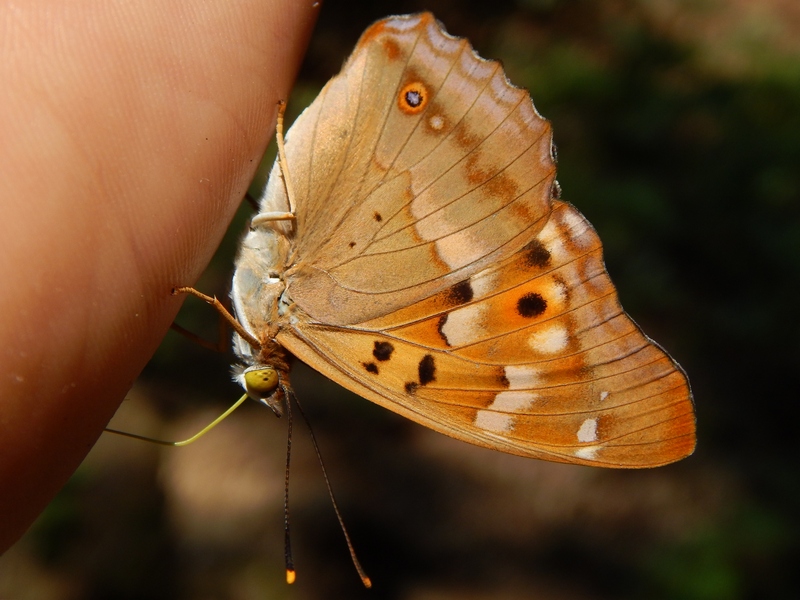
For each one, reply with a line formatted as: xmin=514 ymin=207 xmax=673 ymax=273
xmin=2 ymin=0 xmax=799 ymax=598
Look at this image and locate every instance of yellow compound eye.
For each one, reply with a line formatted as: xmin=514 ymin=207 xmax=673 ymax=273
xmin=244 ymin=367 xmax=279 ymax=399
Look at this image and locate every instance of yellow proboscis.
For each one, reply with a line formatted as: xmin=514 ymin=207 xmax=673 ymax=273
xmin=105 ymin=392 xmax=249 ymax=446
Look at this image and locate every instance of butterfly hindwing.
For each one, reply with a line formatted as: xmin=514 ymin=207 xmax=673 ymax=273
xmin=278 ymin=197 xmax=694 ymax=467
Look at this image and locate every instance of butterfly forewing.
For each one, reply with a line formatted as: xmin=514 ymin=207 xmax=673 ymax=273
xmin=244 ymin=12 xmax=695 ymax=468
xmin=284 ymin=13 xmax=557 ymax=326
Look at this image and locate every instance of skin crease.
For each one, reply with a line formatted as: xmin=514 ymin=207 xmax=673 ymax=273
xmin=0 ymin=0 xmax=318 ymax=552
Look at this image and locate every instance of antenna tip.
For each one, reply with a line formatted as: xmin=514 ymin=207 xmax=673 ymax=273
xmin=286 ymin=569 xmax=296 ymax=585
xmin=362 ymin=576 xmax=372 ymax=589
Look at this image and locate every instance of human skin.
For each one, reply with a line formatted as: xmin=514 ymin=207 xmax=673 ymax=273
xmin=0 ymin=0 xmax=318 ymax=552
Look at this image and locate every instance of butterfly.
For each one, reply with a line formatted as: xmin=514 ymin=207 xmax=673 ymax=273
xmin=194 ymin=12 xmax=695 ymax=469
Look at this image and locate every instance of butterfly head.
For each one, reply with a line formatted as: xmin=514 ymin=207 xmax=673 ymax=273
xmin=238 ymin=365 xmax=284 ymax=416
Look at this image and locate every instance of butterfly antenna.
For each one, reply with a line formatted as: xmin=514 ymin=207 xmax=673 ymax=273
xmin=288 ymin=389 xmax=372 ymax=589
xmin=105 ymin=392 xmax=250 ymax=446
xmin=281 ymin=384 xmax=296 ymax=584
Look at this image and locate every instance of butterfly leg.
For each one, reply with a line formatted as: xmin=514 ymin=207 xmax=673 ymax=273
xmin=244 ymin=190 xmax=260 ymax=211
xmin=169 ymin=279 xmax=235 ymax=352
xmin=172 ymin=286 xmax=261 ymax=350
xmin=249 ymin=101 xmax=299 ymax=227
xmin=169 ymin=320 xmax=227 ymax=353
xmin=250 ymin=211 xmax=296 ymax=227
xmin=274 ymin=99 xmax=297 ymax=215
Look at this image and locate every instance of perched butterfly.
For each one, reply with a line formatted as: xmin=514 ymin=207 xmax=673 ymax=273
xmin=190 ymin=13 xmax=695 ymax=470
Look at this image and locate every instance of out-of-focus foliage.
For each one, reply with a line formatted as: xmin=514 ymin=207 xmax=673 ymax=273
xmin=3 ymin=1 xmax=798 ymax=598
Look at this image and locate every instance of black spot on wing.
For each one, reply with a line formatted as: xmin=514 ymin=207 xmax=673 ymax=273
xmin=445 ymin=280 xmax=473 ymax=306
xmin=406 ymin=354 xmax=437 ymax=395
xmin=523 ymin=239 xmax=551 ymax=269
xmin=373 ymin=341 xmax=394 ymax=361
xmin=418 ymin=354 xmax=436 ymax=385
xmin=363 ymin=362 xmax=379 ymax=374
xmin=517 ymin=292 xmax=547 ymax=318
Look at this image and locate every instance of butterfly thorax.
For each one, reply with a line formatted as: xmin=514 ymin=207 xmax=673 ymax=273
xmin=231 ymin=218 xmax=293 ymax=359
xmin=229 ymin=220 xmax=296 ymax=414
